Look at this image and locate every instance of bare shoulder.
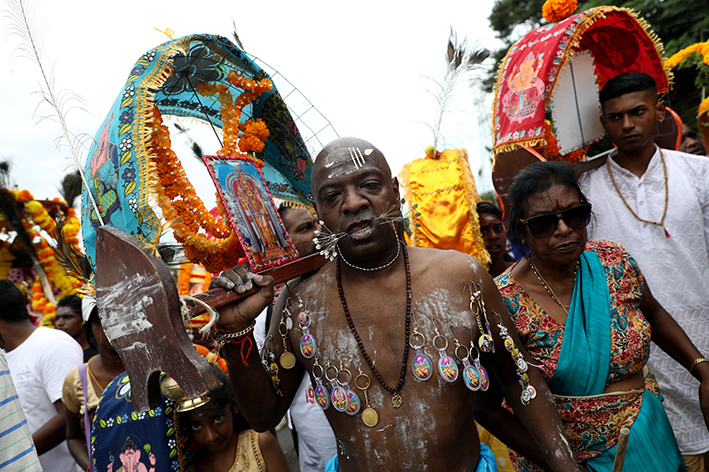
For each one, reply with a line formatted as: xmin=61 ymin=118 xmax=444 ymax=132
xmin=281 ymin=260 xmax=336 ymax=300
xmin=408 ymin=246 xmax=488 ymax=281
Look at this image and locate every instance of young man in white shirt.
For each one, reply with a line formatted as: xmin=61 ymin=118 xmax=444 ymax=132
xmin=579 ymin=72 xmax=709 ymax=472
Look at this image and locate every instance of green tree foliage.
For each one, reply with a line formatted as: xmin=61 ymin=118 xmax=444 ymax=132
xmin=485 ymin=0 xmax=709 ymax=128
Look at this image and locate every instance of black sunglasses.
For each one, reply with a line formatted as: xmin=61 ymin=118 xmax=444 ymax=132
xmin=519 ymin=203 xmax=592 ymax=238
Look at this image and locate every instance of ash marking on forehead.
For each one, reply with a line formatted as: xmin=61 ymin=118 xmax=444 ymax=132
xmin=312 ymin=138 xmax=390 ymax=194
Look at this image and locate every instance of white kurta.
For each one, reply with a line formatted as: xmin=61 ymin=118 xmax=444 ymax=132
xmin=579 ymin=146 xmax=709 ymax=454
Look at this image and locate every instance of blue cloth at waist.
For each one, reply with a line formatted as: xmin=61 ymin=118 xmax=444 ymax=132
xmin=324 ymin=442 xmax=498 ymax=471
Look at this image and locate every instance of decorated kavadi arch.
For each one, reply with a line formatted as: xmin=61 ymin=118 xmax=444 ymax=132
xmin=81 ymin=34 xmax=323 ymax=273
xmin=493 ymin=6 xmax=670 ymax=156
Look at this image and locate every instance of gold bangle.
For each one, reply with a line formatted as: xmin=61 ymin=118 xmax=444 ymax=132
xmin=689 ymin=357 xmax=709 ymax=374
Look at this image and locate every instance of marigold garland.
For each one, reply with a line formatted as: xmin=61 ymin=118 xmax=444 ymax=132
xmin=699 ymin=98 xmax=709 ymax=117
xmin=149 ymin=106 xmax=244 ymax=273
xmin=543 ymin=120 xmax=588 ymax=161
xmin=238 ymin=119 xmax=270 ymax=154
xmin=542 ymin=0 xmax=578 ymax=23
xmin=664 ymin=41 xmax=709 ymax=118
xmin=0 ymin=188 xmax=84 ymax=326
xmin=665 ymin=41 xmax=709 ymax=69
xmin=148 ymin=72 xmax=275 ymax=273
xmin=196 ymin=71 xmax=273 ymax=159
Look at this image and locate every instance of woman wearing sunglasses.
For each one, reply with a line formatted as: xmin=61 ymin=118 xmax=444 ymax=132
xmin=478 ymin=161 xmax=708 ymax=472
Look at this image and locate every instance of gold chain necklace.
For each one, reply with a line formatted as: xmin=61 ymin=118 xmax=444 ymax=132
xmin=528 ymin=255 xmax=577 ymax=314
xmin=606 ymin=149 xmax=669 ymax=234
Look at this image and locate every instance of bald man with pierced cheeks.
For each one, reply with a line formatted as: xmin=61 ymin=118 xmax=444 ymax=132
xmin=212 ymin=138 xmax=585 ymax=472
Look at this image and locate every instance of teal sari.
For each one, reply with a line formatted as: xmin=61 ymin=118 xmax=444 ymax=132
xmin=549 ymin=250 xmax=684 ymax=472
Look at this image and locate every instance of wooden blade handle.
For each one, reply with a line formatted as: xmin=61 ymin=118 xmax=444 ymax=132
xmin=185 ymin=253 xmax=327 ymax=317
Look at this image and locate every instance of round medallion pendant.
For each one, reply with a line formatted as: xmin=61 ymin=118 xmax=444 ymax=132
xmin=503 ymin=337 xmax=515 ymax=352
xmin=391 ymin=394 xmax=403 ymax=408
xmin=478 ymin=334 xmax=494 ymax=352
xmin=520 ymin=388 xmax=531 ymax=405
xmin=314 ymin=385 xmax=330 ymax=410
xmin=526 ymin=385 xmax=537 ymax=399
xmin=362 ymin=407 xmax=379 ymax=427
xmin=280 ymin=351 xmax=296 ymax=370
xmin=345 ymin=390 xmax=361 ymax=416
xmin=478 ymin=366 xmax=490 ymax=391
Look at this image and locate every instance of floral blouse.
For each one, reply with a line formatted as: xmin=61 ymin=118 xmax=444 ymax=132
xmin=495 ymin=240 xmax=661 ymax=465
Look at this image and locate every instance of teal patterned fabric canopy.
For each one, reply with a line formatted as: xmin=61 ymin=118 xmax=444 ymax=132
xmin=82 ymin=34 xmax=319 ymax=265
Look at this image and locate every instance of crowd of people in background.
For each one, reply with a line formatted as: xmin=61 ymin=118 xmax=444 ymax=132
xmin=0 ymin=70 xmax=708 ymax=472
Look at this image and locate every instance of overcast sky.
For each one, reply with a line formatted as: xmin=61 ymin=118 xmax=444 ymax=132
xmin=0 ymin=0 xmax=502 ymax=212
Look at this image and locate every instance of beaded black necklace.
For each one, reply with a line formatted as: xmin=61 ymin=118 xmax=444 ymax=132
xmin=336 ymin=243 xmax=411 ymax=408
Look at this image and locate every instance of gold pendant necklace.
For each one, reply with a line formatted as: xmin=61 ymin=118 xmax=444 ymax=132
xmin=606 ymin=149 xmax=669 ymax=237
xmin=528 ymin=255 xmax=577 ymax=314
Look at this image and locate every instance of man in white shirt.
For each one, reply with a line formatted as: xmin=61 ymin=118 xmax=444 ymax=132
xmin=0 ymin=280 xmax=83 ymax=472
xmin=579 ymin=72 xmax=709 ymax=472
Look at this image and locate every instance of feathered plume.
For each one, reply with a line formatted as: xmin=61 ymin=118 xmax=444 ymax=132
xmin=3 ymin=0 xmax=103 ymax=224
xmin=53 ymin=219 xmax=93 ymax=289
xmin=426 ymin=27 xmax=490 ymax=152
xmin=173 ymin=122 xmax=204 ymax=161
xmin=231 ymin=19 xmax=245 ymax=51
xmin=58 ymin=171 xmax=82 ymax=209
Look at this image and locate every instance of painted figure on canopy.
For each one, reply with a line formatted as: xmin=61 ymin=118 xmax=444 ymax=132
xmin=503 ymin=52 xmax=545 ymax=122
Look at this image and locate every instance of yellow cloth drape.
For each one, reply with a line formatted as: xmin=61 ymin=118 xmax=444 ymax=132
xmin=399 ymin=149 xmax=490 ymax=268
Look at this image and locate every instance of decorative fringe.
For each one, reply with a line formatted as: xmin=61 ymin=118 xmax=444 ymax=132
xmin=565 ymin=7 xmax=672 ymax=92
xmin=457 ymin=149 xmax=492 ymax=269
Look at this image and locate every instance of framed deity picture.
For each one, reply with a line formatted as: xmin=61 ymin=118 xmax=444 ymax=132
xmin=203 ymin=155 xmax=299 ymax=272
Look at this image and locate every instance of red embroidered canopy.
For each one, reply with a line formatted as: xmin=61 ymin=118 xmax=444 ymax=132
xmin=492 ymin=7 xmax=670 ymax=154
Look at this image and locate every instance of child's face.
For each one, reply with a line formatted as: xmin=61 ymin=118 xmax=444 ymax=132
xmin=187 ymin=406 xmax=235 ymax=453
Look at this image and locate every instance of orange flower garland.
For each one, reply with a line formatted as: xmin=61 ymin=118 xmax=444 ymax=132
xmin=62 ymin=208 xmax=81 ymax=248
xmin=542 ymin=0 xmax=578 ymax=23
xmin=197 ymin=71 xmax=273 ymax=159
xmin=699 ymin=98 xmax=709 ymax=117
xmin=543 ymin=121 xmax=588 ymax=162
xmin=148 ymin=72 xmax=275 ymax=273
xmin=149 ymin=106 xmax=244 ymax=273
xmin=665 ymin=41 xmax=709 ymax=69
xmin=1 ymin=188 xmax=84 ymax=326
xmin=26 ymin=200 xmax=57 ymax=235
xmin=238 ymin=119 xmax=270 ymax=154
xmin=24 ymin=224 xmax=80 ymax=298
xmin=664 ymin=41 xmax=709 ymax=119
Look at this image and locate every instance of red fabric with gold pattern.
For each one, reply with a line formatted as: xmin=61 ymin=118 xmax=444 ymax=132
xmin=492 ymin=7 xmax=670 ymax=153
